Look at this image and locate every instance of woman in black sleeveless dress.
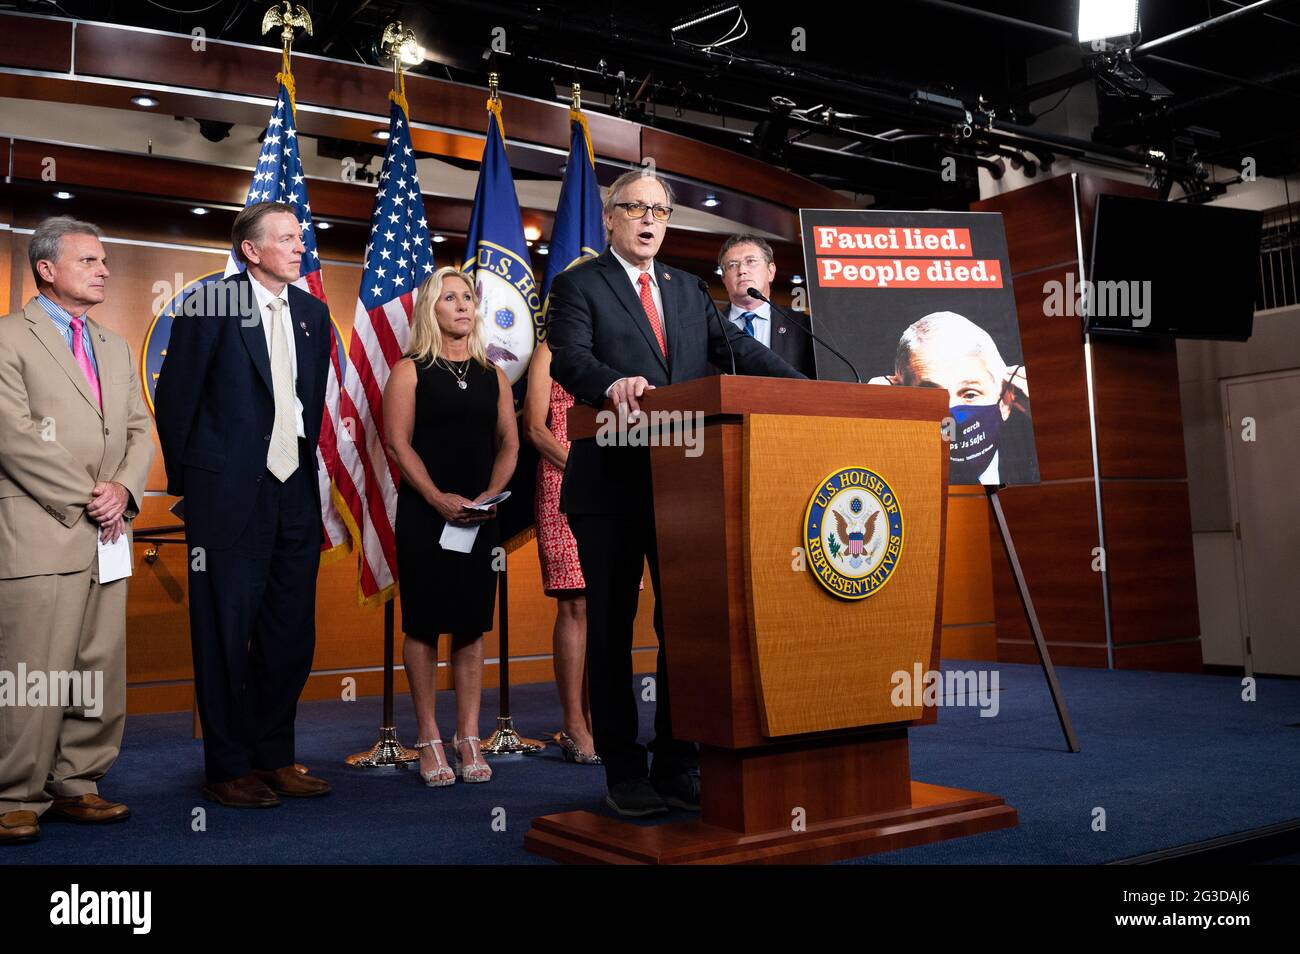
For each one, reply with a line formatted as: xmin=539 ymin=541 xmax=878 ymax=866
xmin=383 ymin=266 xmax=518 ymax=787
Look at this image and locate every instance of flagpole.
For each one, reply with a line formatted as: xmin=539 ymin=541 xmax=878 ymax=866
xmin=478 ymin=70 xmax=543 ymax=758
xmin=345 ymin=20 xmax=423 ymax=772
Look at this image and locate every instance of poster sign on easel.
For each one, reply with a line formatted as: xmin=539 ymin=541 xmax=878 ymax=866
xmin=799 ymin=210 xmax=1040 ymax=486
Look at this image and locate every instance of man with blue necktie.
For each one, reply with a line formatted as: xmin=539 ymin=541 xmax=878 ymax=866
xmin=717 ymin=234 xmax=817 ymax=379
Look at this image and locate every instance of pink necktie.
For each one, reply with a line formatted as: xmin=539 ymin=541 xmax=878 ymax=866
xmin=68 ymin=316 xmax=101 ymax=410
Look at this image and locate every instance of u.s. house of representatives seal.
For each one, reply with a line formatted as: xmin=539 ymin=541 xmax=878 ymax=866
xmin=803 ymin=466 xmax=905 ymax=601
xmin=469 ymin=241 xmax=543 ymax=387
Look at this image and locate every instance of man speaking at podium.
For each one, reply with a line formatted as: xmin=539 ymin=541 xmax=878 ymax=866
xmin=547 ymin=171 xmax=805 ymax=817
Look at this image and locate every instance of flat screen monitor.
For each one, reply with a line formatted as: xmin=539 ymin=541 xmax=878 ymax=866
xmin=1087 ymin=194 xmax=1262 ymax=341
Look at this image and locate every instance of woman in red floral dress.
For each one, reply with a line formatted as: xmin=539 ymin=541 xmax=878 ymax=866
xmin=524 ymin=341 xmax=598 ymax=763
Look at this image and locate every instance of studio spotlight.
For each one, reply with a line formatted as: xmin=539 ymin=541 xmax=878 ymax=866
xmin=791 ymin=275 xmax=803 ymax=285
xmin=371 ymin=128 xmax=391 ymax=141
xmin=399 ymin=40 xmax=425 ymax=67
xmin=316 ymin=221 xmax=332 ymax=230
xmin=53 ymin=191 xmax=74 ymax=200
xmin=197 ymin=119 xmax=233 ymax=143
xmin=432 ymin=234 xmax=447 ymax=244
xmin=131 ymin=94 xmax=159 ymax=108
xmin=1078 ymin=0 xmax=1140 ymax=49
xmin=537 ymin=243 xmax=550 ymax=255
xmin=702 ymin=193 xmax=720 ymax=208
xmin=190 ymin=207 xmax=208 ymax=216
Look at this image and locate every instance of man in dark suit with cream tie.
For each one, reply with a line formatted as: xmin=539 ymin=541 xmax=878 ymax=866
xmin=547 ymin=171 xmax=805 ymax=817
xmin=155 ymin=201 xmax=331 ymax=808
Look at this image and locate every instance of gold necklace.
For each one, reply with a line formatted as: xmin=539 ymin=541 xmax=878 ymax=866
xmin=437 ymin=356 xmax=470 ymax=389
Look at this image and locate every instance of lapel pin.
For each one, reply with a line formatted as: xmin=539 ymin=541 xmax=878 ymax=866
xmin=662 ymin=272 xmax=671 ymax=281
xmin=300 ymin=321 xmax=309 ymax=335
xmin=779 ymin=327 xmax=787 ymax=334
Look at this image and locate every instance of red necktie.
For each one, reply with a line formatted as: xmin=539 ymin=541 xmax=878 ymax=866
xmin=637 ymin=272 xmax=667 ymax=358
xmin=68 ymin=316 xmax=102 ymax=410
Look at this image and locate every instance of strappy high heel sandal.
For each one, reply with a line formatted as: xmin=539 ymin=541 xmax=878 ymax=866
xmin=553 ymin=730 xmax=602 ymax=765
xmin=452 ymin=735 xmax=493 ymax=783
xmin=413 ymin=739 xmax=455 ymax=787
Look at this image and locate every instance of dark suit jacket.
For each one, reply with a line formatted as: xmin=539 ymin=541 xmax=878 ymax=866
xmin=154 ymin=271 xmax=330 ymax=549
xmin=743 ymin=302 xmax=817 ymax=379
xmin=547 ymin=249 xmax=805 ymax=515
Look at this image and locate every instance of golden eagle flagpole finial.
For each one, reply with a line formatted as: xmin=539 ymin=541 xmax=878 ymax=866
xmin=571 ymin=83 xmax=581 ymax=111
xmin=380 ymin=21 xmax=419 ymax=110
xmin=262 ymin=2 xmax=313 ymax=74
xmin=380 ymin=21 xmax=418 ymax=97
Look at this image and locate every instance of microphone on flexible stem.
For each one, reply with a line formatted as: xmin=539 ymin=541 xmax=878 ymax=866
xmin=746 ymin=286 xmax=862 ymax=384
xmin=700 ymin=278 xmax=737 ymax=375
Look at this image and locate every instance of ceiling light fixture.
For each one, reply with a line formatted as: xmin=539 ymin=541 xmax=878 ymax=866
xmin=1078 ymin=0 xmax=1140 ymax=49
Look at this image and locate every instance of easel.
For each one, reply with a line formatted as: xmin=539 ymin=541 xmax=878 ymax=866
xmin=985 ymin=485 xmax=1080 ymax=753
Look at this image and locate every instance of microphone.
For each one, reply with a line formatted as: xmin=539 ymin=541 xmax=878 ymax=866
xmin=746 ymin=286 xmax=862 ymax=384
xmin=700 ymin=278 xmax=737 ymax=375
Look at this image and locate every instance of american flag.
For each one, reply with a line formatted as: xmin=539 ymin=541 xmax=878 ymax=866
xmin=227 ymin=76 xmax=350 ymax=558
xmin=336 ymin=93 xmax=435 ymax=602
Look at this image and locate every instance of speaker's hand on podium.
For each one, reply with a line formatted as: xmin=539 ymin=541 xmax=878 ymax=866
xmin=607 ymin=376 xmax=655 ymax=419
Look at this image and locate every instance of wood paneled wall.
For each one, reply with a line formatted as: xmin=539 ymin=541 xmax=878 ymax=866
xmin=973 ymin=174 xmax=1201 ymax=671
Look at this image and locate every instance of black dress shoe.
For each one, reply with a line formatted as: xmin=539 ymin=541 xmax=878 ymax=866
xmin=605 ymin=779 xmax=669 ymax=818
xmin=651 ymin=771 xmax=701 ymax=811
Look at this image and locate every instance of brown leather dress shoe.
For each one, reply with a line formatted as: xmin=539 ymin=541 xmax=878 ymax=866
xmin=45 ymin=793 xmax=130 ymax=824
xmin=253 ymin=766 xmax=332 ymax=798
xmin=203 ymin=775 xmax=281 ymax=808
xmin=0 ymin=810 xmax=39 ymax=844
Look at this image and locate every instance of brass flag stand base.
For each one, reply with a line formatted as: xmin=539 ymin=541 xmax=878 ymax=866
xmin=346 ymin=600 xmax=418 ymax=771
xmin=481 ymin=715 xmax=544 ymax=756
xmin=483 ymin=564 xmax=544 ymax=757
xmin=347 ymin=725 xmax=418 ymax=770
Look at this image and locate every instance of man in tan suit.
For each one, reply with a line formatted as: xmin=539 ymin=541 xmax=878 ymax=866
xmin=0 ymin=216 xmax=153 ymax=844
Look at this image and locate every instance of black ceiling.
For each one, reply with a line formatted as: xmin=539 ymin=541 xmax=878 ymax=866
xmin=17 ymin=0 xmax=1300 ymax=208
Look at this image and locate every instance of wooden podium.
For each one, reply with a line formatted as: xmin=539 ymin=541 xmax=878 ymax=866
xmin=524 ymin=376 xmax=1017 ymax=864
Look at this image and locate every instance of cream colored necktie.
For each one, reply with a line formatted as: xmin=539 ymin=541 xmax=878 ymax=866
xmin=266 ymin=298 xmax=299 ymax=481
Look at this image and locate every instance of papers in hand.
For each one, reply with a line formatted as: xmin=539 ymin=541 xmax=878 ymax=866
xmin=438 ymin=491 xmax=511 ymax=553
xmin=97 ymin=530 xmax=132 ymax=584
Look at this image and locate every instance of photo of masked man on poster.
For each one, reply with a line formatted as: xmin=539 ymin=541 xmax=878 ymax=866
xmin=868 ymin=311 xmax=1033 ymax=485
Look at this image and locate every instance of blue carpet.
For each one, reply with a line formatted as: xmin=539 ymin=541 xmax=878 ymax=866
xmin=4 ymin=660 xmax=1298 ymax=865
